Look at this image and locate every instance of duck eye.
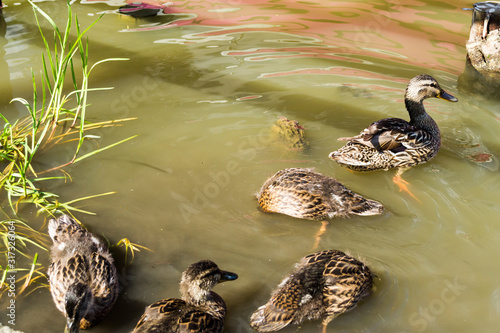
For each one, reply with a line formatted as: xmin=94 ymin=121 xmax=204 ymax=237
xmin=427 ymin=82 xmax=439 ymax=90
xmin=199 ymin=271 xmax=215 ymax=280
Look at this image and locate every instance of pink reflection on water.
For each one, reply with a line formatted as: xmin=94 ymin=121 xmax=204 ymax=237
xmin=235 ymin=95 xmax=262 ymax=101
xmin=88 ymin=0 xmax=467 ymax=74
xmin=223 ymin=47 xmax=360 ymax=63
xmin=259 ymin=67 xmax=408 ymax=82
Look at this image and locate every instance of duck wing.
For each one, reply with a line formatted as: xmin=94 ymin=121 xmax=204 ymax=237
xmin=322 ymin=253 xmax=373 ymax=315
xmin=340 ymin=118 xmax=431 ymax=152
xmin=250 ymin=277 xmax=302 ymax=332
xmin=83 ymin=251 xmax=118 ymax=325
xmin=177 ymin=310 xmax=224 ymax=332
xmin=89 ymin=252 xmax=118 ymax=298
xmin=134 ymin=298 xmax=188 ymax=332
xmin=48 ymin=253 xmax=89 ymax=314
xmin=251 ymin=250 xmax=336 ymax=331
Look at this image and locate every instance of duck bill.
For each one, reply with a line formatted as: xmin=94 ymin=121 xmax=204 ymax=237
xmin=438 ymin=91 xmax=458 ymax=102
xmin=218 ymin=270 xmax=238 ymax=283
xmin=65 ymin=318 xmax=79 ymax=333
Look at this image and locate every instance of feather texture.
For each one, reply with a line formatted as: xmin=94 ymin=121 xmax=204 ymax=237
xmin=257 ymin=168 xmax=383 ymax=219
xmin=250 ymin=250 xmax=373 ymax=332
xmin=330 ymin=74 xmax=458 ymax=172
xmin=133 ymin=260 xmax=237 ymax=333
xmin=47 ymin=215 xmax=118 ymax=332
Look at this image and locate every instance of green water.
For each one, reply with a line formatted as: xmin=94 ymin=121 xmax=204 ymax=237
xmin=1 ymin=0 xmax=499 ymax=332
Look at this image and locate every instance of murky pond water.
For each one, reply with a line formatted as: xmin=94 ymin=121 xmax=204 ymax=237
xmin=1 ymin=0 xmax=499 ymax=332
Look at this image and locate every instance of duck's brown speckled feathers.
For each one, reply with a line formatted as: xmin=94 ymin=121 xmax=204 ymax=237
xmin=250 ymin=250 xmax=373 ymax=332
xmin=257 ymin=168 xmax=383 ymax=220
xmin=47 ymin=215 xmax=119 ymax=333
xmin=329 ymin=74 xmax=458 ymax=171
xmin=133 ymin=260 xmax=238 ymax=333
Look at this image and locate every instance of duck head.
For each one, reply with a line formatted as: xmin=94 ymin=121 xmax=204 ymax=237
xmin=64 ymin=282 xmax=91 ymax=333
xmin=179 ymin=260 xmax=238 ymax=304
xmin=405 ymin=74 xmax=458 ymax=104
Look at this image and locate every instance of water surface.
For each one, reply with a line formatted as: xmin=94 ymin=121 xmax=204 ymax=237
xmin=1 ymin=0 xmax=499 ymax=332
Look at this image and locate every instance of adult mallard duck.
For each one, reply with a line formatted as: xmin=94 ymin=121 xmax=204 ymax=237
xmin=250 ymin=250 xmax=373 ymax=333
xmin=47 ymin=215 xmax=119 ymax=333
xmin=257 ymin=168 xmax=383 ymax=220
xmin=132 ymin=260 xmax=238 ymax=333
xmin=329 ymin=74 xmax=458 ymax=198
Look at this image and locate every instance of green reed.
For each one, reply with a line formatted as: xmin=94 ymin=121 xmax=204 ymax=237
xmin=0 ymin=220 xmax=48 ymax=297
xmin=0 ymin=1 xmax=135 ymax=216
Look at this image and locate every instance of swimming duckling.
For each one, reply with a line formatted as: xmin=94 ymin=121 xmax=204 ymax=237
xmin=47 ymin=215 xmax=119 ymax=333
xmin=250 ymin=250 xmax=373 ymax=333
xmin=133 ymin=260 xmax=238 ymax=333
xmin=329 ymin=74 xmax=458 ymax=199
xmin=257 ymin=168 xmax=383 ymax=220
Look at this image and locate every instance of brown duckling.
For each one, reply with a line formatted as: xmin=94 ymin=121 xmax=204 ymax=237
xmin=47 ymin=215 xmax=119 ymax=333
xmin=329 ymin=74 xmax=458 ymax=199
xmin=133 ymin=260 xmax=238 ymax=333
xmin=250 ymin=250 xmax=373 ymax=332
xmin=257 ymin=168 xmax=383 ymax=220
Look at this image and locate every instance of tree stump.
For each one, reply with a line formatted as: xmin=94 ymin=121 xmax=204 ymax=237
xmin=460 ymin=2 xmax=500 ymax=98
xmin=466 ymin=2 xmax=500 ymax=76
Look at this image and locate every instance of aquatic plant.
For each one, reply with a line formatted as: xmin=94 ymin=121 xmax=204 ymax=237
xmin=0 ymin=0 xmax=135 ymax=216
xmin=114 ymin=237 xmax=152 ymax=266
xmin=0 ymin=1 xmax=139 ymax=298
xmin=0 ymin=219 xmax=48 ymax=297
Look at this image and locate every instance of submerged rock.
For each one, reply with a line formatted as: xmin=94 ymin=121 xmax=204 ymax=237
xmin=270 ymin=117 xmax=308 ymax=151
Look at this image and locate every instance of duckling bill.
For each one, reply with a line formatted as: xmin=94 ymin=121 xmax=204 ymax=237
xmin=47 ymin=215 xmax=119 ymax=333
xmin=257 ymin=168 xmax=383 ymax=220
xmin=250 ymin=250 xmax=373 ymax=332
xmin=133 ymin=260 xmax=238 ymax=333
xmin=329 ymin=74 xmax=458 ymax=199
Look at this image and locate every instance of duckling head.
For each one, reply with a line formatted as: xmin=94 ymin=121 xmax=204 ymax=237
xmin=64 ymin=282 xmax=91 ymax=333
xmin=179 ymin=260 xmax=238 ymax=304
xmin=405 ymin=74 xmax=458 ymax=104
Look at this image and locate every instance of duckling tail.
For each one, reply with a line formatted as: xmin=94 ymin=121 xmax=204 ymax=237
xmin=250 ymin=304 xmax=293 ymax=332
